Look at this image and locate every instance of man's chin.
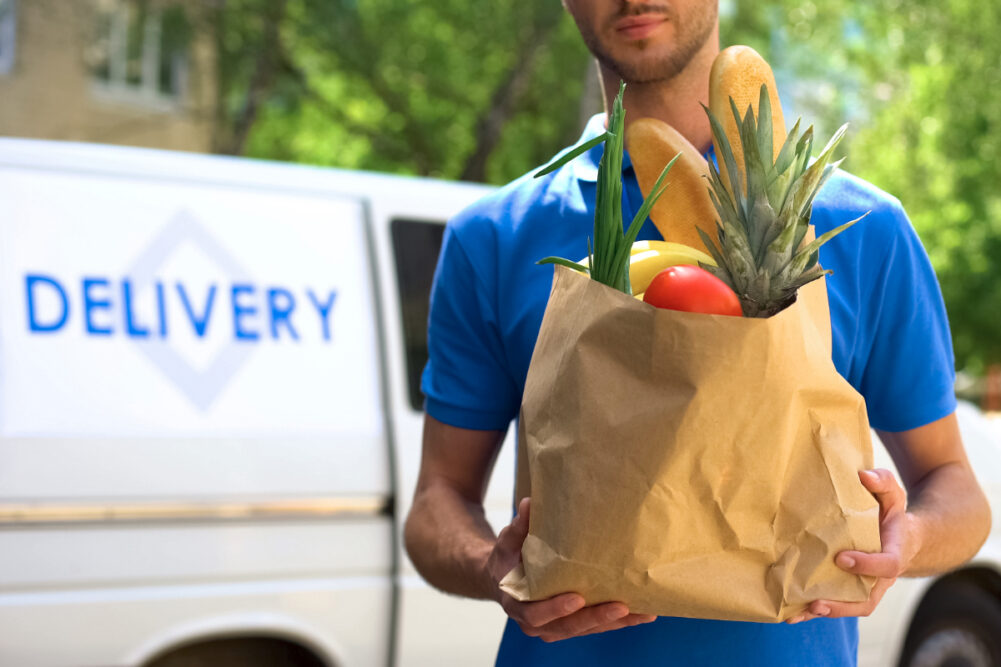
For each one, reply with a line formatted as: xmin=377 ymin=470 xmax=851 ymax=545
xmin=599 ymin=53 xmax=680 ymax=85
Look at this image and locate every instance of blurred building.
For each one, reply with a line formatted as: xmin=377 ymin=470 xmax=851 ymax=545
xmin=0 ymin=0 xmax=215 ymax=152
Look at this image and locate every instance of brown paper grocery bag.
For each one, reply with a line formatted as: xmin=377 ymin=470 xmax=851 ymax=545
xmin=499 ymin=265 xmax=881 ymax=623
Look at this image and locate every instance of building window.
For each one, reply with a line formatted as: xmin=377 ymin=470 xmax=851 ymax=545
xmin=0 ymin=0 xmax=16 ymax=76
xmin=87 ymin=0 xmax=191 ymax=106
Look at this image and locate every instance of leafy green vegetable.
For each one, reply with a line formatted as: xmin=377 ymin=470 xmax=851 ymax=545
xmin=537 ymin=82 xmax=678 ymax=294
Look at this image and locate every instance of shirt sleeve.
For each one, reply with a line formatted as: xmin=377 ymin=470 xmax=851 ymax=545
xmin=858 ymin=200 xmax=957 ymax=432
xmin=421 ymin=222 xmax=520 ymax=431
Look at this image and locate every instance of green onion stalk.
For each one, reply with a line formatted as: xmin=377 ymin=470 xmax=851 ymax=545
xmin=536 ymin=82 xmax=679 ymax=294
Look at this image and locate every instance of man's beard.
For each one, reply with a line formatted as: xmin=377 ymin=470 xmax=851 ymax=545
xmin=578 ymin=3 xmax=717 ymax=84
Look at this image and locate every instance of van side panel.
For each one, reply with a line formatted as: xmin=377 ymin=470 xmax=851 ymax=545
xmin=0 ymin=141 xmax=393 ymax=667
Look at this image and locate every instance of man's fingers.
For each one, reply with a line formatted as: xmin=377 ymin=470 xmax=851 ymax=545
xmin=836 ymin=508 xmax=906 ymax=579
xmin=786 ymin=611 xmax=824 ymax=624
xmin=808 ymin=577 xmax=893 ymax=619
xmin=505 ymin=593 xmax=585 ymax=629
xmin=543 ymin=601 xmax=629 ymax=638
xmin=516 ymin=497 xmax=530 ymax=523
xmin=624 ymin=613 xmax=658 ymax=626
xmin=859 ymin=469 xmax=906 ymax=516
xmin=559 ymin=613 xmax=658 ymax=640
xmin=534 ymin=603 xmax=630 ymax=641
xmin=518 ymin=602 xmax=629 ymax=640
xmin=508 ymin=595 xmax=656 ymax=642
xmin=836 ymin=550 xmax=901 ymax=579
xmin=795 ymin=470 xmax=908 ymax=622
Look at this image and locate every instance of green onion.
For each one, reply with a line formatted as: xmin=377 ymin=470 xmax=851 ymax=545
xmin=537 ymin=82 xmax=678 ymax=294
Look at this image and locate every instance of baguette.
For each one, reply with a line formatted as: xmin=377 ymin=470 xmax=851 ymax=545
xmin=709 ymin=45 xmax=787 ymax=196
xmin=626 ymin=118 xmax=716 ymax=252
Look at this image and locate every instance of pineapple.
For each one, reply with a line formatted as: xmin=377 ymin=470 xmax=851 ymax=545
xmin=698 ymin=85 xmax=867 ymax=318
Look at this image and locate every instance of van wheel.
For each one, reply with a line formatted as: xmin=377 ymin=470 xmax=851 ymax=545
xmin=899 ymin=580 xmax=1001 ymax=667
xmin=145 ymin=637 xmax=328 ymax=667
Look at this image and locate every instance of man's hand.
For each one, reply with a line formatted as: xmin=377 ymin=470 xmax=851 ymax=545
xmin=787 ymin=411 xmax=992 ymax=625
xmin=488 ymin=497 xmax=657 ymax=642
xmin=787 ymin=468 xmax=916 ymax=624
xmin=405 ymin=416 xmax=657 ymax=641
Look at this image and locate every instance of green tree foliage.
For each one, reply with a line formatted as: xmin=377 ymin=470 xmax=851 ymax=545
xmin=209 ymin=0 xmax=592 ymax=181
xmin=849 ymin=0 xmax=1001 ymax=375
xmin=720 ymin=0 xmax=1001 ymax=373
xmin=207 ymin=0 xmax=999 ymax=373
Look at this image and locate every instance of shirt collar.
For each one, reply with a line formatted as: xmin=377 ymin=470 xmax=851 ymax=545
xmin=569 ymin=114 xmax=620 ymax=183
xmin=568 ymin=113 xmax=716 ymax=183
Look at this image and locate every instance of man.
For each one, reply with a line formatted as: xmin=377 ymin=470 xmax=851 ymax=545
xmin=404 ymin=1 xmax=991 ymax=664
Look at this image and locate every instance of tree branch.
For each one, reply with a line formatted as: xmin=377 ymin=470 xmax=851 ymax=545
xmin=459 ymin=9 xmax=564 ymax=182
xmin=278 ymin=55 xmax=415 ymax=167
xmin=219 ymin=0 xmax=288 ymax=155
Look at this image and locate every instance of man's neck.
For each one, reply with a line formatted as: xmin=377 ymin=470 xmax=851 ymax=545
xmin=599 ymin=31 xmax=719 ymax=154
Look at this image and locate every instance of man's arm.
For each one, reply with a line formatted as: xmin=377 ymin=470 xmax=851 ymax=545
xmin=793 ymin=412 xmax=991 ymax=622
xmin=404 ymin=415 xmax=656 ymax=641
xmin=881 ymin=411 xmax=991 ymax=577
xmin=403 ymin=415 xmax=505 ymax=600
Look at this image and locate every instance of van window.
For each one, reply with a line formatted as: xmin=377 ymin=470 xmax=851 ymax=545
xmin=390 ymin=218 xmax=445 ymax=411
xmin=0 ymin=0 xmax=15 ymax=76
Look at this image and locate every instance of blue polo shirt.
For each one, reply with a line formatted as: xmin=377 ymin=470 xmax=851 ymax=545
xmin=422 ymin=115 xmax=956 ymax=666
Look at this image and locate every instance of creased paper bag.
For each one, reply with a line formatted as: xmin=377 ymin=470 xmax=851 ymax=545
xmin=499 ymin=265 xmax=881 ymax=623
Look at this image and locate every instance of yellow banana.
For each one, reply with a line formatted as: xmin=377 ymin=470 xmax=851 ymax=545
xmin=628 ymin=244 xmax=715 ymax=295
xmin=577 ymin=241 xmax=715 ymax=294
xmin=631 ymin=240 xmax=714 ymax=261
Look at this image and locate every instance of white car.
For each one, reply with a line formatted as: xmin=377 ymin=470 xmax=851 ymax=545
xmin=0 ymin=138 xmax=996 ymax=666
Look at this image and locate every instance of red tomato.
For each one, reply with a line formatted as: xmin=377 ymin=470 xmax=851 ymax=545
xmin=642 ymin=265 xmax=743 ymax=316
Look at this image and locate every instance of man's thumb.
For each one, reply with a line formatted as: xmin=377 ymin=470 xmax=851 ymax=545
xmin=498 ymin=497 xmax=531 ymax=552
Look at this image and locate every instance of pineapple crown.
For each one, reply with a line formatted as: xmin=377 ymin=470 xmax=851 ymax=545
xmin=698 ymin=85 xmax=867 ymax=317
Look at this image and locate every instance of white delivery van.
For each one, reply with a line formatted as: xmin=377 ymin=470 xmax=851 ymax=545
xmin=0 ymin=137 xmax=513 ymax=667
xmin=0 ymin=138 xmax=998 ymax=667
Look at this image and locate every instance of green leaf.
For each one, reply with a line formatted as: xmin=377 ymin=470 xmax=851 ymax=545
xmin=756 ymin=84 xmax=774 ymax=167
xmin=789 ymin=212 xmax=869 ymax=273
xmin=537 ymin=257 xmax=591 ymax=273
xmin=625 ymin=152 xmax=679 ymax=241
xmin=534 ymin=132 xmax=610 ymax=177
xmin=705 ymin=102 xmax=745 ymax=205
xmin=773 ymin=118 xmax=802 ymax=182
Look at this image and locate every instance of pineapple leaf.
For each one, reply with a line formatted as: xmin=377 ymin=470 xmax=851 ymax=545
xmin=773 ymin=117 xmax=802 ymax=178
xmin=756 ymin=85 xmax=774 ymax=167
xmin=788 ymin=212 xmax=869 ymax=275
xmin=697 ymin=227 xmax=739 ymax=294
xmin=707 ymin=159 xmax=741 ymax=225
xmin=816 ymin=124 xmax=849 ymax=163
xmin=782 ymin=136 xmax=843 ymax=222
xmin=697 ymin=226 xmax=727 ymax=267
xmin=716 ymin=214 xmax=757 ymax=287
xmin=756 ymin=199 xmax=787 ymax=261
xmin=702 ymin=92 xmax=864 ymax=316
xmin=787 ymin=264 xmax=831 ymax=293
xmin=762 ymin=220 xmax=798 ymax=276
xmin=791 ymin=215 xmax=811 ymax=256
xmin=798 ymin=160 xmax=844 ymax=218
xmin=794 ymin=128 xmax=814 ymax=177
xmin=706 ymin=102 xmax=745 ymax=204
